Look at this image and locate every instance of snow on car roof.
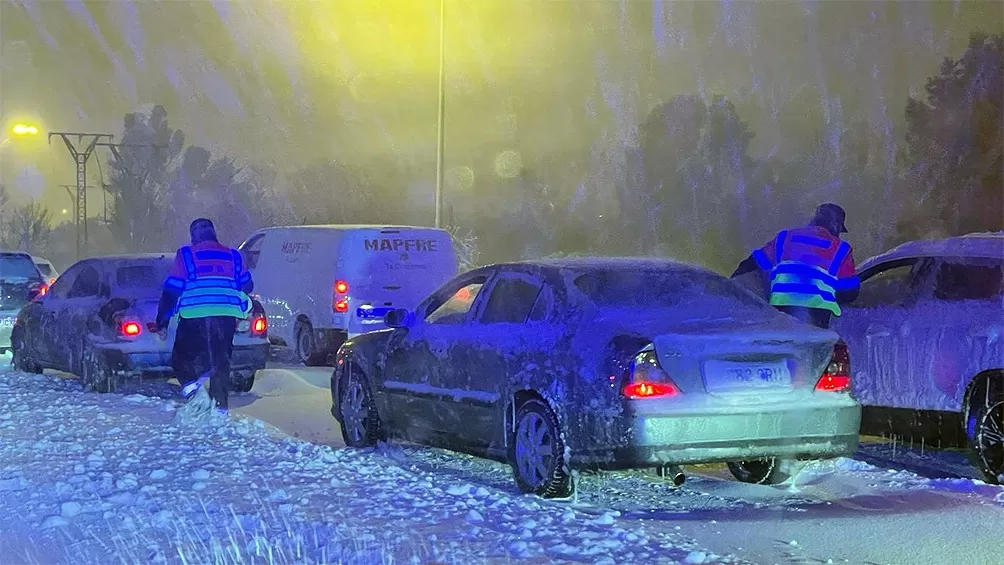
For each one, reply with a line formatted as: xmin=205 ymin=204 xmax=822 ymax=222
xmin=524 ymin=256 xmax=712 ymax=274
xmin=860 ymin=232 xmax=1004 ymax=271
xmin=88 ymin=253 xmax=173 ymax=262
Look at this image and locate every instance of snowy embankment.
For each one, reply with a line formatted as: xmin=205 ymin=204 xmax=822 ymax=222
xmin=0 ymin=370 xmax=736 ymax=565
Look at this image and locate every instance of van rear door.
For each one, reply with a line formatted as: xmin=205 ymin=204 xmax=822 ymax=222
xmin=339 ymin=228 xmax=458 ymax=334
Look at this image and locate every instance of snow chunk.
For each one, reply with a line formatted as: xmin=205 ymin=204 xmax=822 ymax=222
xmin=446 ymin=484 xmax=472 ymax=496
xmin=60 ymin=501 xmax=82 ymax=518
xmin=466 ymin=509 xmax=484 ymax=523
xmin=149 ymin=469 xmax=168 ymax=480
xmin=41 ymin=515 xmax=70 ymax=529
xmin=191 ymin=469 xmax=210 ymax=481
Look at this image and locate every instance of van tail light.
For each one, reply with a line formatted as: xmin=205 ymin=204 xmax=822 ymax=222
xmin=48 ymin=278 xmax=56 ymax=286
xmin=334 ymin=298 xmax=349 ymax=313
xmin=335 ymin=280 xmax=348 ymax=294
xmin=38 ymin=284 xmax=48 ymax=297
xmin=815 ymin=340 xmax=851 ymax=392
xmin=120 ymin=321 xmax=142 ymax=337
xmin=624 ymin=347 xmax=681 ymax=399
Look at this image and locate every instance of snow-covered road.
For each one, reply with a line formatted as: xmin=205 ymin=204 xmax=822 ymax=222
xmin=2 ymin=363 xmax=1002 ymax=565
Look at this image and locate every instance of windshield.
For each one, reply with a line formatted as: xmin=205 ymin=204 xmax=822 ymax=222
xmin=0 ymin=253 xmax=42 ymax=282
xmin=116 ymin=261 xmax=172 ymax=296
xmin=573 ymin=267 xmax=768 ymax=311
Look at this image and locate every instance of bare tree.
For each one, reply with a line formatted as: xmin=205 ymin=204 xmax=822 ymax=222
xmin=0 ymin=200 xmax=53 ymax=254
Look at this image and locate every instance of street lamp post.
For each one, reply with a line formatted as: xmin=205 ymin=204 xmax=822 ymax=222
xmin=434 ymin=0 xmax=446 ymax=229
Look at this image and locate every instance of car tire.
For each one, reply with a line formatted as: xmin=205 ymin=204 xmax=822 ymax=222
xmin=727 ymin=458 xmax=794 ymax=485
xmin=83 ymin=345 xmax=119 ymax=394
xmin=510 ymin=399 xmax=573 ymax=498
xmin=969 ymin=398 xmax=1003 ymax=485
xmin=295 ymin=321 xmax=327 ymax=367
xmin=10 ymin=329 xmax=42 ymax=374
xmin=230 ymin=371 xmax=255 ymax=393
xmin=337 ymin=365 xmax=382 ymax=447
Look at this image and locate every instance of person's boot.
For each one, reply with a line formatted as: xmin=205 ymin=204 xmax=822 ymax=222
xmin=180 ymin=371 xmax=212 ymax=399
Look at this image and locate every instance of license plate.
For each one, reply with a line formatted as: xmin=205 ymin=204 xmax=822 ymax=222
xmin=0 ymin=318 xmax=13 ymax=329
xmin=356 ymin=306 xmax=392 ymax=320
xmin=704 ymin=360 xmax=792 ymax=392
xmin=237 ymin=320 xmax=250 ymax=332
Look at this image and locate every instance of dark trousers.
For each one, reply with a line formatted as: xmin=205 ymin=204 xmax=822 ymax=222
xmin=776 ymin=305 xmax=832 ymax=329
xmin=173 ymin=316 xmax=237 ymax=409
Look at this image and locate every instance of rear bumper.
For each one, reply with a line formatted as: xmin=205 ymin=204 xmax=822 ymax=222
xmin=98 ymin=342 xmax=269 ymax=375
xmin=579 ymin=398 xmax=861 ymax=468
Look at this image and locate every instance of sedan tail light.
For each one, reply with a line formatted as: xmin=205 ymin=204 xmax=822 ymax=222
xmin=251 ymin=315 xmax=267 ymax=336
xmin=624 ymin=347 xmax=681 ymax=399
xmin=120 ymin=320 xmax=142 ymax=337
xmin=815 ymin=340 xmax=851 ymax=392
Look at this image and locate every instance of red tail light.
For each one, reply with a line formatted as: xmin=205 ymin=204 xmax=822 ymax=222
xmin=334 ymin=298 xmax=349 ymax=313
xmin=120 ymin=321 xmax=142 ymax=337
xmin=38 ymin=284 xmax=48 ymax=296
xmin=335 ymin=280 xmax=348 ymax=294
xmin=815 ymin=341 xmax=851 ymax=392
xmin=625 ymin=348 xmax=681 ymax=399
xmin=251 ymin=316 xmax=267 ymax=335
xmin=48 ymin=278 xmax=56 ymax=286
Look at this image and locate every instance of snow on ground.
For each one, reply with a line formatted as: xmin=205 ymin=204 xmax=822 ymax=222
xmin=0 ymin=369 xmax=740 ymax=565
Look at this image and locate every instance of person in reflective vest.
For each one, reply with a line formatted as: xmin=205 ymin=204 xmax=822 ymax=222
xmin=154 ymin=218 xmax=253 ymax=414
xmin=732 ymin=203 xmax=859 ymax=329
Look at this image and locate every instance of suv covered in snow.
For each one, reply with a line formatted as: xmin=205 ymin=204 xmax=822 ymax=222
xmin=832 ymin=232 xmax=1004 ymax=483
xmin=10 ymin=254 xmax=269 ymax=393
xmin=0 ymin=251 xmax=47 ymax=355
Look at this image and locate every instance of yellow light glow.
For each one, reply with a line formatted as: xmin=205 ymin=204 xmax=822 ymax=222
xmin=12 ymin=123 xmax=39 ymax=136
xmin=61 ymin=209 xmax=68 ymax=215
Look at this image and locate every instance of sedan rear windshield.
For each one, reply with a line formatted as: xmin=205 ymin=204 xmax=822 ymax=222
xmin=573 ymin=268 xmax=767 ymax=310
xmin=0 ymin=253 xmax=42 ymax=281
xmin=117 ymin=262 xmax=171 ymax=294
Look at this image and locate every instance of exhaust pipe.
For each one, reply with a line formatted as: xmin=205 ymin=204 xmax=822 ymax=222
xmin=658 ymin=464 xmax=686 ymax=486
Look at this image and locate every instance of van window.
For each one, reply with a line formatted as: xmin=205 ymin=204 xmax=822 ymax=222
xmin=239 ymin=233 xmax=265 ymax=270
xmin=68 ymin=265 xmax=102 ymax=299
xmin=935 ymin=261 xmax=1003 ymax=301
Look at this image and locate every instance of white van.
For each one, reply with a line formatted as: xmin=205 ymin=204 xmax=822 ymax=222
xmin=238 ymin=225 xmax=458 ymax=365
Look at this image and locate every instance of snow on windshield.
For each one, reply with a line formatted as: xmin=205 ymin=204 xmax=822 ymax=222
xmin=115 ymin=261 xmax=171 ymax=295
xmin=0 ymin=254 xmax=42 ymax=281
xmin=573 ymin=267 xmax=767 ymax=310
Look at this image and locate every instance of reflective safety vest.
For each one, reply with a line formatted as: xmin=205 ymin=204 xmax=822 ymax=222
xmin=751 ymin=226 xmax=859 ymax=316
xmin=164 ymin=244 xmax=252 ymax=320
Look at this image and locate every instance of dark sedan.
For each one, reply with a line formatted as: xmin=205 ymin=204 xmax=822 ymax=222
xmin=331 ymin=258 xmax=861 ymax=497
xmin=11 ymin=254 xmax=268 ymax=393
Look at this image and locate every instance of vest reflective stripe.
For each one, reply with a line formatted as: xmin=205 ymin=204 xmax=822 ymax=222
xmin=768 ymin=259 xmax=846 ymax=316
xmin=176 ymin=247 xmax=251 ymax=320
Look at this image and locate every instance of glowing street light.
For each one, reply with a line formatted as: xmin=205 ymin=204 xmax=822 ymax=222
xmin=11 ymin=123 xmax=40 ymax=136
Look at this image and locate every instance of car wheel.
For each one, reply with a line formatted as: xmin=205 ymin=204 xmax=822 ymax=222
xmin=83 ymin=345 xmax=119 ymax=394
xmin=295 ymin=321 xmax=327 ymax=367
xmin=338 ymin=366 xmax=382 ymax=447
xmin=230 ymin=371 xmax=255 ymax=393
xmin=970 ymin=399 xmax=1003 ymax=485
xmin=510 ymin=399 xmax=572 ymax=498
xmin=727 ymin=458 xmax=793 ymax=485
xmin=11 ymin=330 xmax=42 ymax=374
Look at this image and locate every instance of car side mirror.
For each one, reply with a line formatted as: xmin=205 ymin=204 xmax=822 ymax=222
xmin=384 ymin=308 xmax=414 ymax=329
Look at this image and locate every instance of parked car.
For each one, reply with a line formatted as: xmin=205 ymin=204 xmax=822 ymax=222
xmin=331 ymin=258 xmax=860 ymax=497
xmin=238 ymin=225 xmax=458 ymax=366
xmin=10 ymin=253 xmax=268 ymax=393
xmin=832 ymin=232 xmax=1004 ymax=484
xmin=0 ymin=251 xmax=47 ymax=354
xmin=32 ymin=255 xmax=60 ymax=286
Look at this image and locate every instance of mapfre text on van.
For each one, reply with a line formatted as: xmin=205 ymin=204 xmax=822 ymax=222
xmin=364 ymin=239 xmax=438 ymax=252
